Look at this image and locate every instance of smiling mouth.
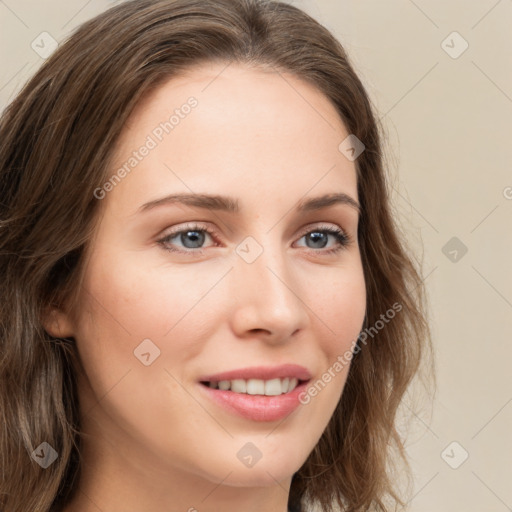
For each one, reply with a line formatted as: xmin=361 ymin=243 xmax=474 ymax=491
xmin=200 ymin=377 xmax=308 ymax=396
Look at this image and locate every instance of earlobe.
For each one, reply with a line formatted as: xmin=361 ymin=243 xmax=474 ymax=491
xmin=42 ymin=307 xmax=75 ymax=339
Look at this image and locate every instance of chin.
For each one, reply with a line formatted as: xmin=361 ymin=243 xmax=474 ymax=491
xmin=206 ymin=442 xmax=309 ymax=488
xmin=216 ymin=464 xmax=297 ymax=488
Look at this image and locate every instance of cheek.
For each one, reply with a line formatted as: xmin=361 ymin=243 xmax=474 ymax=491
xmin=76 ymin=242 xmax=366 ymax=376
xmin=79 ymin=247 xmax=209 ymax=337
xmin=73 ymin=249 xmax=231 ymax=381
xmin=70 ymin=242 xmax=367 ymax=481
xmin=314 ymin=264 xmax=366 ymax=351
xmin=71 ymin=253 xmax=206 ymax=440
xmin=287 ymin=266 xmax=366 ymax=455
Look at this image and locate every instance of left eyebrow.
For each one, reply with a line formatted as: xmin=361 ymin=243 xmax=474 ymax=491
xmin=137 ymin=192 xmax=361 ymax=215
xmin=296 ymin=192 xmax=361 ymax=215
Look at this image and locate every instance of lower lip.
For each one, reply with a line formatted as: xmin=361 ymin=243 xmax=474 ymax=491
xmin=198 ymin=381 xmax=309 ymax=422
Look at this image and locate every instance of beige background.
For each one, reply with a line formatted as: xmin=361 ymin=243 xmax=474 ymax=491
xmin=1 ymin=1 xmax=511 ymax=511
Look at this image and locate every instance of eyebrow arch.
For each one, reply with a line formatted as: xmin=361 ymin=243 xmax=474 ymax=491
xmin=297 ymin=192 xmax=361 ymax=214
xmin=138 ymin=192 xmax=361 ymax=215
xmin=138 ymin=193 xmax=239 ymax=213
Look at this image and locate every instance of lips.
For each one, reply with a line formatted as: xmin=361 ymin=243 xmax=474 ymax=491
xmin=197 ymin=364 xmax=312 ymax=422
xmin=198 ymin=363 xmax=312 ymax=383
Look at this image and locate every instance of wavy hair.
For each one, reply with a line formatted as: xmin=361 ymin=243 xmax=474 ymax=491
xmin=0 ymin=1 xmax=433 ymax=510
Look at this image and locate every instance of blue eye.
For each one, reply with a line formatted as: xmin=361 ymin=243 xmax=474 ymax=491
xmin=165 ymin=228 xmax=208 ymax=249
xmin=158 ymin=223 xmax=216 ymax=255
xmin=296 ymin=227 xmax=350 ymax=254
xmin=157 ymin=223 xmax=351 ymax=256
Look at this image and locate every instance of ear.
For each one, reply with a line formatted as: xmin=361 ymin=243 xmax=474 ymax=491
xmin=42 ymin=307 xmax=75 ymax=339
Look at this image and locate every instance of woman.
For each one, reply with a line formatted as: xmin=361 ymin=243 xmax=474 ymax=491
xmin=0 ymin=0 xmax=433 ymax=511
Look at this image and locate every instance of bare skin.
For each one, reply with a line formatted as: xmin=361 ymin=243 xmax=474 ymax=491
xmin=46 ymin=61 xmax=366 ymax=512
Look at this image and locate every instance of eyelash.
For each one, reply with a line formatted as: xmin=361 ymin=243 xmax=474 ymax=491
xmin=157 ymin=222 xmax=352 ymax=257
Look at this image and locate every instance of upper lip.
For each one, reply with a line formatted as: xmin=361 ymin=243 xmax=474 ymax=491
xmin=199 ymin=364 xmax=312 ymax=383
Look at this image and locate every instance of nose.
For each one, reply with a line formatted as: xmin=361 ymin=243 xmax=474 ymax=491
xmin=229 ymin=238 xmax=309 ymax=343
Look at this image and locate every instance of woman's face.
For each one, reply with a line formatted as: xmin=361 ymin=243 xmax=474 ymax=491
xmin=54 ymin=62 xmax=366 ymax=495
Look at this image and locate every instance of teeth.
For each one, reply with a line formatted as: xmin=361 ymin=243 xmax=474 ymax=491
xmin=206 ymin=377 xmax=300 ymax=395
xmin=218 ymin=380 xmax=230 ymax=390
xmin=231 ymin=379 xmax=247 ymax=393
xmin=264 ymin=378 xmax=282 ymax=396
xmin=246 ymin=379 xmax=265 ymax=395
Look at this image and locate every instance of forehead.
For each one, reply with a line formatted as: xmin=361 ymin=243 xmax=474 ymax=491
xmin=107 ymin=61 xmax=358 ymax=214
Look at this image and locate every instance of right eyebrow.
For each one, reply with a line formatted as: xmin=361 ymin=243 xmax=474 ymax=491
xmin=138 ymin=193 xmax=239 ymax=214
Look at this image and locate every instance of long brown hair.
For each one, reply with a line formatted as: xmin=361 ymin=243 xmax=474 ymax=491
xmin=0 ymin=1 xmax=433 ymax=510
